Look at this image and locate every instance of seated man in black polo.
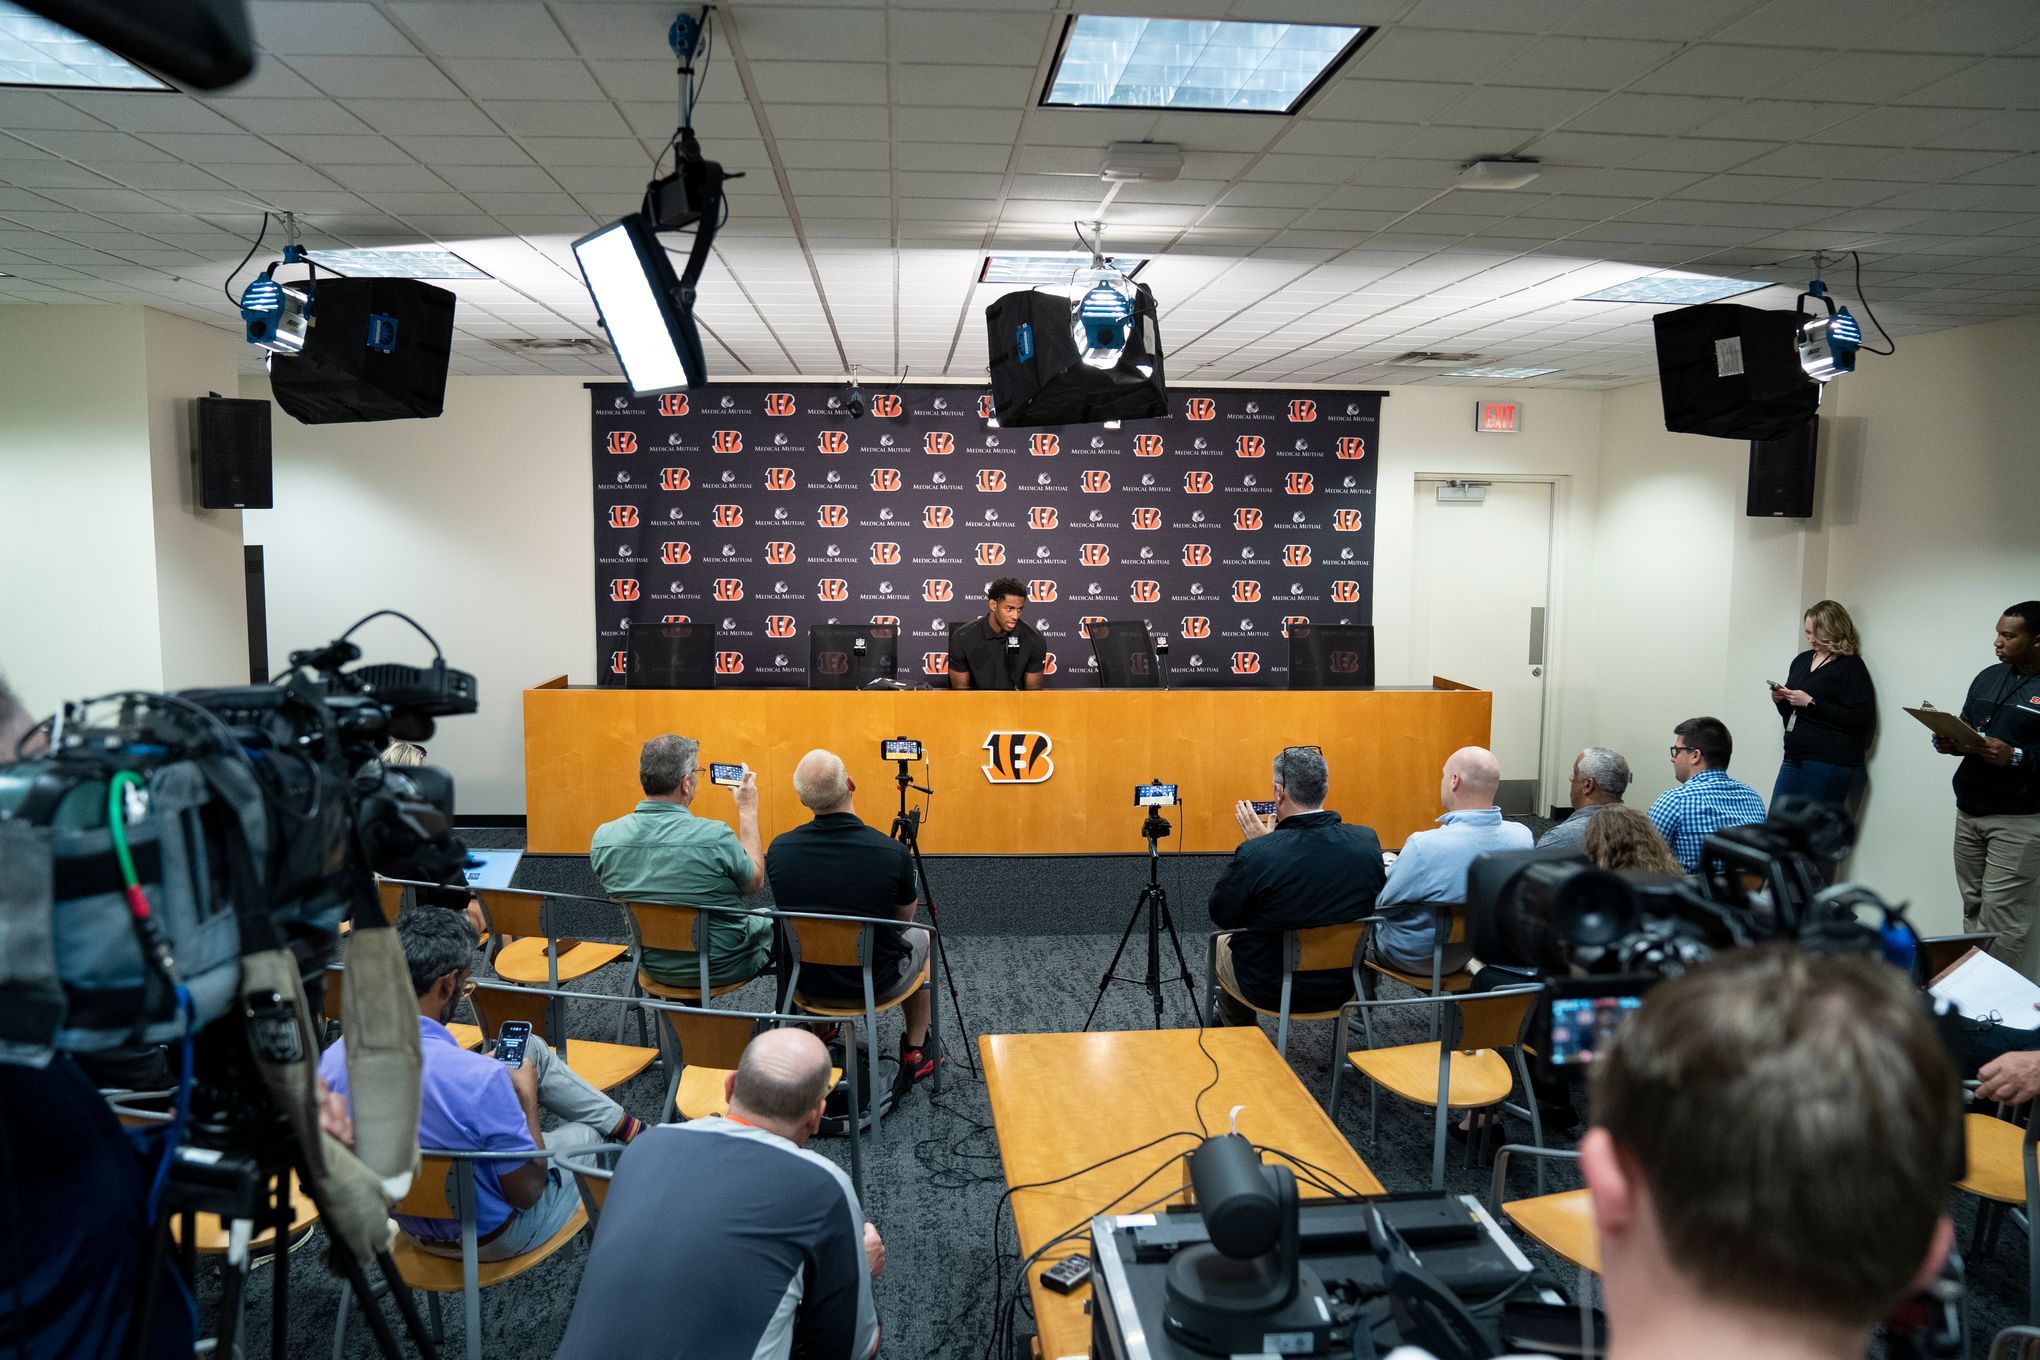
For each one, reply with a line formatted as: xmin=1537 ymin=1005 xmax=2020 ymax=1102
xmin=1207 ymin=746 xmax=1387 ymax=1027
xmin=765 ymin=748 xmax=937 ymax=1083
xmin=947 ymin=576 xmax=1046 ymax=690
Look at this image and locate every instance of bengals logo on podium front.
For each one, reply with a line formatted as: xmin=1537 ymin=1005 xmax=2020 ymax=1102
xmin=871 ymin=542 xmax=902 ymax=565
xmin=1080 ymin=470 xmax=1111 ymax=493
xmin=1134 ymin=434 xmax=1165 ymax=458
xmin=1028 ymin=579 xmax=1057 ymax=602
xmin=1185 ymin=472 xmax=1214 ymax=494
xmin=1233 ymin=580 xmax=1262 ymax=603
xmin=1283 ymin=545 xmax=1311 ymax=567
xmin=713 ymin=579 xmax=744 ymax=601
xmin=1285 ymin=473 xmax=1314 ymax=495
xmin=711 ymin=430 xmax=742 ymax=454
xmin=1287 ymin=400 xmax=1317 ymax=423
xmin=1030 ymin=434 xmax=1059 ymax=457
xmin=608 ymin=504 xmax=639 ymax=528
xmin=1234 ymin=508 xmax=1263 ymax=531
xmin=714 ymin=651 xmax=744 ymax=675
xmin=978 ymin=470 xmax=1007 ymax=493
xmin=1131 ymin=507 xmax=1161 ymax=530
xmin=1332 ymin=580 xmax=1362 ymax=603
xmin=661 ymin=541 xmax=691 ymax=565
xmin=871 ymin=394 xmax=903 ymax=418
xmin=1028 ymin=506 xmax=1058 ymax=530
xmin=609 ymin=578 xmax=639 ymax=602
xmin=977 ymin=395 xmax=995 ymax=420
xmin=1080 ymin=544 xmax=1110 ymax=566
xmin=818 ymin=505 xmax=849 ymax=527
xmin=606 ymin=431 xmax=637 ymax=455
xmin=765 ymin=468 xmax=796 ymax=491
xmin=1334 ymin=509 xmax=1364 ymax=531
xmin=925 ymin=432 xmax=955 ymax=456
xmin=1183 ymin=544 xmax=1212 ymax=566
xmin=981 ymin=731 xmax=1054 ymax=784
xmin=976 ymin=543 xmax=1006 ymax=566
xmin=659 ymin=394 xmax=689 ymax=417
xmin=1236 ymin=436 xmax=1266 ymax=459
xmin=818 ymin=430 xmax=849 ymax=454
xmin=924 ymin=652 xmax=950 ymax=676
xmin=1185 ymin=398 xmax=1216 ymax=421
xmin=1182 ymin=616 xmax=1211 ymax=639
xmin=660 ymin=467 xmax=690 ymax=491
xmin=712 ymin=504 xmax=743 ymax=528
xmin=1335 ymin=437 xmax=1368 ymax=460
xmin=871 ymin=468 xmax=902 ymax=491
xmin=766 ymin=542 xmax=796 ymax=564
xmin=923 ymin=579 xmax=954 ymax=602
xmin=766 ymin=616 xmax=796 ymax=638
xmin=764 ymin=392 xmax=795 ymax=417
xmin=819 ymin=579 xmax=849 ymax=601
xmin=924 ymin=506 xmax=955 ymax=529
xmin=1131 ymin=580 xmax=1160 ymax=603
xmin=1231 ymin=652 xmax=1261 ymax=675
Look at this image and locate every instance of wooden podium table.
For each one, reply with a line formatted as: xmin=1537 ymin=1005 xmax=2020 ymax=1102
xmin=980 ymin=1028 xmax=1385 ymax=1360
xmin=522 ymin=680 xmax=1488 ymax=855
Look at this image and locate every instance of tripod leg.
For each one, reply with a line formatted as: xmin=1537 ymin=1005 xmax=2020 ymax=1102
xmin=1155 ymin=891 xmax=1207 ymax=1028
xmin=374 ymin=1251 xmax=441 ymax=1359
xmin=906 ymin=834 xmax=978 ymax=1077
xmin=271 ymin=1175 xmax=293 ymax=1360
xmin=1084 ymin=891 xmax=1149 ymax=1032
xmin=1143 ymin=886 xmax=1166 ymax=1030
xmin=215 ymin=1220 xmax=252 ymax=1360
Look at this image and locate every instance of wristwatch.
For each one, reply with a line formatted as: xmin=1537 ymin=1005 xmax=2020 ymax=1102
xmin=2015 ymin=748 xmax=2027 ymax=767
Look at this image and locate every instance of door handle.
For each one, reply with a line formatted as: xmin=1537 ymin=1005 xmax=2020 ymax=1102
xmin=1531 ymin=667 xmax=1542 ymax=677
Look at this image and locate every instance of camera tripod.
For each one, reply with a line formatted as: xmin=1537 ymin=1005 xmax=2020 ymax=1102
xmin=1084 ymin=805 xmax=1205 ymax=1031
xmin=891 ymin=755 xmax=978 ymax=1077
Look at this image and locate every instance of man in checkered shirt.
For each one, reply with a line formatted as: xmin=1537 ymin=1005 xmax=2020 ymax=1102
xmin=1649 ymin=716 xmax=1767 ymax=870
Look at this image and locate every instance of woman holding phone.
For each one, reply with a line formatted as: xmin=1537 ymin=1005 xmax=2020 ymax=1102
xmin=1769 ymin=599 xmax=1876 ymax=811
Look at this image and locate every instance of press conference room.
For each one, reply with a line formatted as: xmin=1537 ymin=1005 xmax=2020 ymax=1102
xmin=4 ymin=1 xmax=2040 ymax=1357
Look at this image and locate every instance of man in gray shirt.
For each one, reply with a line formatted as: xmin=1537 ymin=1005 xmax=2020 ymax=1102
xmin=1538 ymin=747 xmax=1632 ymax=855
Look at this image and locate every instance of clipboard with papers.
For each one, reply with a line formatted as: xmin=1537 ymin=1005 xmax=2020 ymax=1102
xmin=1905 ymin=702 xmax=1987 ymax=753
xmin=1929 ymin=946 xmax=2040 ymax=1031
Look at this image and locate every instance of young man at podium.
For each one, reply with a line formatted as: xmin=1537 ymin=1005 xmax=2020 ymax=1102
xmin=947 ymin=578 xmax=1046 ymax=691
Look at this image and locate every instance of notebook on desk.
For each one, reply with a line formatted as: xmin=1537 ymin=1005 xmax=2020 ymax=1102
xmin=1930 ymin=947 xmax=2040 ymax=1030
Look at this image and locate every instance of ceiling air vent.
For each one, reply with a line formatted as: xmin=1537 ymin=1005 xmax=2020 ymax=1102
xmin=491 ymin=337 xmax=609 ymax=356
xmin=1389 ymin=351 xmax=1482 ymax=367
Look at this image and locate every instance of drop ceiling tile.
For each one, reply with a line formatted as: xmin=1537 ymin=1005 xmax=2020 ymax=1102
xmin=749 ymin=62 xmax=890 ymax=105
xmin=431 ymin=165 xmax=564 ymax=194
xmin=889 ymin=10 xmax=1049 ymax=66
xmin=1862 ymin=1 xmax=2040 ymax=55
xmin=1308 ymin=79 xmax=1471 ymax=124
xmin=1919 ymin=111 xmax=2040 ymax=153
xmin=773 ymin=105 xmax=896 ymax=141
xmin=99 ymin=163 xmax=232 ymax=191
xmin=1687 ymin=100 xmax=1874 ymax=142
xmin=1139 ymin=113 xmax=1282 ymax=153
xmin=1429 ymin=85 xmax=1606 ymax=131
xmin=53 ymin=93 xmax=236 ymax=135
xmin=481 ymin=102 xmax=631 ymax=138
xmin=281 ymin=56 xmax=466 ymax=100
xmin=248 ymin=2 xmax=419 ymax=55
xmin=440 ymin=59 xmax=605 ymax=101
xmin=1390 ymin=124 xmax=1529 ymax=162
xmin=384 ymin=3 xmax=575 ymax=58
xmin=891 ymin=65 xmax=1035 ymax=107
xmin=1351 ymin=28 xmax=1531 ymax=83
xmin=1776 ymin=52 xmax=1977 ymax=106
xmin=776 ymin=140 xmax=892 ymax=171
xmin=1895 ymin=58 xmax=2040 ymax=109
xmin=210 ymin=162 xmax=346 ymax=191
xmin=1548 ymin=0 xmax=1761 ymax=40
xmin=12 ymin=130 xmax=174 ymax=162
xmin=1631 ymin=45 xmax=1829 ymax=99
xmin=1960 ymin=155 xmax=2040 ymax=186
xmin=1487 ymin=36 xmax=1682 ymax=90
xmin=392 ymin=136 xmax=535 ymax=166
xmin=265 ymin=133 xmax=415 ymax=165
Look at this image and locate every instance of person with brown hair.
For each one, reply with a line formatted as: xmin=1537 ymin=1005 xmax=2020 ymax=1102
xmin=1578 ymin=945 xmax=1960 ymax=1360
xmin=1582 ymin=805 xmax=1683 ymax=875
xmin=1770 ymin=599 xmax=1876 ymax=812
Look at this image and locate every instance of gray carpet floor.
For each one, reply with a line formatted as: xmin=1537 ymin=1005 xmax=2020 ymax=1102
xmin=190 ymin=838 xmax=2024 ymax=1359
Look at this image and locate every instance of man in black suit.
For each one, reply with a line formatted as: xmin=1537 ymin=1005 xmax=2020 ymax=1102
xmin=1206 ymin=746 xmax=1387 ymax=1026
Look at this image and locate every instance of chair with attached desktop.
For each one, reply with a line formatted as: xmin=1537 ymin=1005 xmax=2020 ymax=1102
xmin=468 ymin=980 xmax=656 ymax=1095
xmin=1205 ymin=918 xmax=1375 ymax=1059
xmin=1489 ymin=1145 xmax=1596 ymax=1273
xmin=475 ymin=887 xmax=627 ymax=1006
xmin=1956 ymin=1100 xmax=2040 ymax=1317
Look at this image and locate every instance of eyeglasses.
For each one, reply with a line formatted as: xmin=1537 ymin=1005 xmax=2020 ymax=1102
xmin=1669 ymin=745 xmax=1696 ymax=758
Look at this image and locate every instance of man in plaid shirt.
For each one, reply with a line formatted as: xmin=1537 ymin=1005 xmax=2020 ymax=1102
xmin=1649 ymin=716 xmax=1767 ymax=870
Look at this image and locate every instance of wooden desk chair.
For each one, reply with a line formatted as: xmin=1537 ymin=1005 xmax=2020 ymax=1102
xmin=1205 ymin=919 xmax=1373 ymax=1057
xmin=322 ymin=964 xmax=482 ymax=1051
xmin=375 ymin=879 xmax=408 ymax=918
xmin=621 ymin=900 xmax=759 ymax=1007
xmin=478 ymin=887 xmax=625 ymax=997
xmin=1329 ymin=985 xmax=1545 ymax=1190
xmin=1956 ymin=1104 xmax=2040 ymax=1316
xmin=782 ymin=910 xmax=940 ymax=1131
xmin=1990 ymin=1325 xmax=2040 ymax=1360
xmin=1363 ymin=902 xmax=1473 ymax=1039
xmin=331 ymin=1143 xmax=619 ymax=1360
xmin=469 ymin=982 xmax=656 ymax=1094
xmin=168 ymin=1168 xmax=320 ymax=1258
xmin=1490 ymin=1145 xmax=1595 ymax=1272
xmin=555 ymin=1144 xmax=624 ymax=1228
xmin=1921 ymin=931 xmax=2001 ymax=979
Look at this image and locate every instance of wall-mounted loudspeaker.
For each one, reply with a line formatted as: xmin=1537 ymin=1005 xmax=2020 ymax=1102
xmin=1653 ymin=303 xmax=1820 ymax=442
xmin=268 ymin=278 xmax=456 ymax=425
xmin=1747 ymin=416 xmax=1818 ymax=519
xmin=195 ymin=394 xmax=274 ymax=509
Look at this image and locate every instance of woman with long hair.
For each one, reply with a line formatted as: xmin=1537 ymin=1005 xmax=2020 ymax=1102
xmin=1584 ymin=805 xmax=1684 ymax=875
xmin=1768 ymin=599 xmax=1876 ymax=812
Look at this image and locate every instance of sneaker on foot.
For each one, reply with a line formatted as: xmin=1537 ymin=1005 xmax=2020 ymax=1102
xmin=898 ymin=1037 xmax=943 ymax=1085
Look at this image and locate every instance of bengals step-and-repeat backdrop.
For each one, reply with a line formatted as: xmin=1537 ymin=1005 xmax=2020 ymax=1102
xmin=590 ymin=383 xmax=1380 ymax=689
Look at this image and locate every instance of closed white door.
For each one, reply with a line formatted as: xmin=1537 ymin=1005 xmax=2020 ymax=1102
xmin=1409 ymin=479 xmax=1554 ymax=814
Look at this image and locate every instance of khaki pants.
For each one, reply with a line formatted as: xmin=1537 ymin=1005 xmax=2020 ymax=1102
xmin=1957 ymin=809 xmax=2040 ymax=977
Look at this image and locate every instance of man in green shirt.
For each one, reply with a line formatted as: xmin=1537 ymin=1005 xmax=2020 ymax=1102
xmin=591 ymin=734 xmax=772 ymax=989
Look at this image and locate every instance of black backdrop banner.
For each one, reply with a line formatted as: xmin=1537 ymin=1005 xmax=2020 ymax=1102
xmin=590 ymin=383 xmax=1380 ymax=688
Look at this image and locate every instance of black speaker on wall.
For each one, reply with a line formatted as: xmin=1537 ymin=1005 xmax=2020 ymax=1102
xmin=1748 ymin=416 xmax=1818 ymax=519
xmin=1653 ymin=303 xmax=1820 ymax=442
xmin=268 ymin=278 xmax=456 ymax=425
xmin=195 ymin=395 xmax=273 ymax=509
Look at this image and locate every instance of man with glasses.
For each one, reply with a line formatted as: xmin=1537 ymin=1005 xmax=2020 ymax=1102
xmin=1207 ymin=745 xmax=1387 ymax=1027
xmin=317 ymin=909 xmax=643 ymax=1261
xmin=1649 ymin=717 xmax=1767 ymax=871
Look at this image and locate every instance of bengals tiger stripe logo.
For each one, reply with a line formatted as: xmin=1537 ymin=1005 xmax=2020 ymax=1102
xmin=766 ymin=542 xmax=796 ymax=564
xmin=1234 ymin=508 xmax=1263 ymax=531
xmin=981 ymin=731 xmax=1054 ymax=784
xmin=1028 ymin=507 xmax=1058 ymax=530
xmin=1236 ymin=436 xmax=1266 ymax=458
xmin=1185 ymin=398 xmax=1216 ymax=421
xmin=871 ymin=468 xmax=902 ymax=491
xmin=608 ymin=505 xmax=639 ymax=528
xmin=818 ymin=430 xmax=849 ymax=454
xmin=661 ymin=614 xmax=690 ymax=624
xmin=1330 ymin=651 xmax=1362 ymax=674
xmin=661 ymin=541 xmax=690 ymax=564
xmin=609 ymin=578 xmax=639 ymax=602
xmin=766 ymin=616 xmax=796 ymax=638
xmin=871 ymin=394 xmax=903 ymax=418
xmin=818 ymin=505 xmax=848 ymax=527
xmin=711 ymin=430 xmax=742 ymax=454
xmin=659 ymin=394 xmax=688 ymax=417
xmin=611 ymin=650 xmax=628 ymax=674
xmin=924 ymin=652 xmax=950 ymax=676
xmin=1131 ymin=507 xmax=1161 ymax=530
xmin=1131 ymin=580 xmax=1160 ymax=603
xmin=871 ymin=543 xmax=901 ymax=565
xmin=1283 ymin=545 xmax=1311 ymax=567
xmin=715 ymin=651 xmax=744 ymax=675
xmin=1282 ymin=616 xmax=1309 ymax=636
xmin=978 ymin=470 xmax=1007 ymax=493
xmin=1233 ymin=580 xmax=1262 ymax=602
xmin=1183 ymin=544 xmax=1212 ymax=566
xmin=1335 ymin=437 xmax=1368 ymax=460
xmin=1080 ymin=470 xmax=1111 ymax=493
xmin=764 ymin=393 xmax=795 ymax=416
xmin=819 ymin=579 xmax=849 ymax=601
xmin=1185 ymin=472 xmax=1214 ymax=494
xmin=765 ymin=468 xmax=796 ymax=491
xmin=978 ymin=395 xmax=995 ymax=419
xmin=660 ymin=467 xmax=690 ymax=491
xmin=1028 ymin=580 xmax=1057 ymax=602
xmin=1080 ymin=544 xmax=1110 ymax=566
xmin=872 ymin=615 xmax=900 ymax=627
xmin=976 ymin=543 xmax=1006 ymax=565
xmin=713 ymin=579 xmax=744 ymax=601
xmin=1134 ymin=434 xmax=1164 ymax=458
xmin=1231 ymin=652 xmax=1261 ymax=675
xmin=924 ymin=579 xmax=954 ymax=602
xmin=1030 ymin=434 xmax=1059 ymax=457
xmin=1080 ymin=617 xmax=1105 ymax=638
xmin=1285 ymin=473 xmax=1313 ymax=495
xmin=924 ymin=506 xmax=955 ymax=529
xmin=925 ymin=432 xmax=955 ymax=456
xmin=606 ymin=431 xmax=637 ymax=455
xmin=1334 ymin=509 xmax=1363 ymax=531
xmin=712 ymin=505 xmax=743 ymax=527
xmin=1181 ymin=617 xmax=1211 ymax=639
xmin=1288 ymin=400 xmax=1317 ymax=422
xmin=1333 ymin=581 xmax=1362 ymax=603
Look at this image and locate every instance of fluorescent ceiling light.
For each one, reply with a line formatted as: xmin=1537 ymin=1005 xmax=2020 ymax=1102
xmin=1579 ymin=274 xmax=1772 ymax=304
xmin=1445 ymin=366 xmax=1561 ymax=380
xmin=0 ymin=1 xmax=168 ymax=90
xmin=1042 ymin=16 xmax=1367 ymax=114
xmin=981 ymin=254 xmax=1148 ymax=286
xmin=304 ymin=247 xmax=490 ymax=280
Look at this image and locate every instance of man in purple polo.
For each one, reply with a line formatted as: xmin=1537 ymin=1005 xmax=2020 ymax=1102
xmin=319 ymin=909 xmax=642 ymax=1259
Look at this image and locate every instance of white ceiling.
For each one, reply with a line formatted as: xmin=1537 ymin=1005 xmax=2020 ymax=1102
xmin=3 ymin=0 xmax=2039 ymax=389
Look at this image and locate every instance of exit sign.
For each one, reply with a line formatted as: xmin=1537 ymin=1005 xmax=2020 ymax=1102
xmin=1475 ymin=401 xmax=1522 ymax=434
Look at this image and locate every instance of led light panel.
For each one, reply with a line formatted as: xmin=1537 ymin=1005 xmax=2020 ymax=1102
xmin=1043 ymin=16 xmax=1366 ymax=114
xmin=1446 ymin=366 xmax=1561 ymax=380
xmin=0 ymin=1 xmax=168 ymax=89
xmin=1579 ymin=274 xmax=1773 ymax=305
xmin=980 ymin=254 xmax=1148 ymax=286
xmin=304 ymin=248 xmax=491 ymax=280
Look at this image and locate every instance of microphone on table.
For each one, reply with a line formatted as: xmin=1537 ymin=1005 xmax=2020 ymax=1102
xmin=1155 ymin=633 xmax=1171 ymax=690
xmin=853 ymin=637 xmax=867 ymax=656
xmin=1007 ymin=631 xmax=1021 ymax=689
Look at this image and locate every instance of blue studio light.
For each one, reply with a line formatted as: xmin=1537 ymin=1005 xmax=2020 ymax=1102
xmin=1071 ymin=266 xmax=1137 ymax=369
xmin=1796 ymin=278 xmax=1861 ymax=383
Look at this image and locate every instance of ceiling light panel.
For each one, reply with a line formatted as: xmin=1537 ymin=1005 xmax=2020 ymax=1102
xmin=980 ymin=253 xmax=1149 ymax=285
xmin=1042 ymin=17 xmax=1367 ymax=115
xmin=0 ymin=1 xmax=169 ymax=90
xmin=1577 ymin=273 xmax=1775 ymax=304
xmin=1445 ymin=365 xmax=1562 ymax=379
xmin=303 ymin=247 xmax=492 ymax=279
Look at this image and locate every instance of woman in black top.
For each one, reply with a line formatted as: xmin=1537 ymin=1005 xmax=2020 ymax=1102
xmin=1770 ymin=599 xmax=1876 ymax=810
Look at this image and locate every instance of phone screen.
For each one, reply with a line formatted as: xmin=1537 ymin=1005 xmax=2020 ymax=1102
xmin=1135 ymin=783 xmax=1178 ymax=807
xmin=1250 ymin=800 xmax=1277 ymax=817
xmin=1547 ymin=994 xmax=1643 ymax=1067
xmin=882 ymin=738 xmax=924 ymax=761
xmin=496 ymin=1021 xmax=531 ymax=1069
xmin=709 ymin=762 xmax=744 ymax=787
